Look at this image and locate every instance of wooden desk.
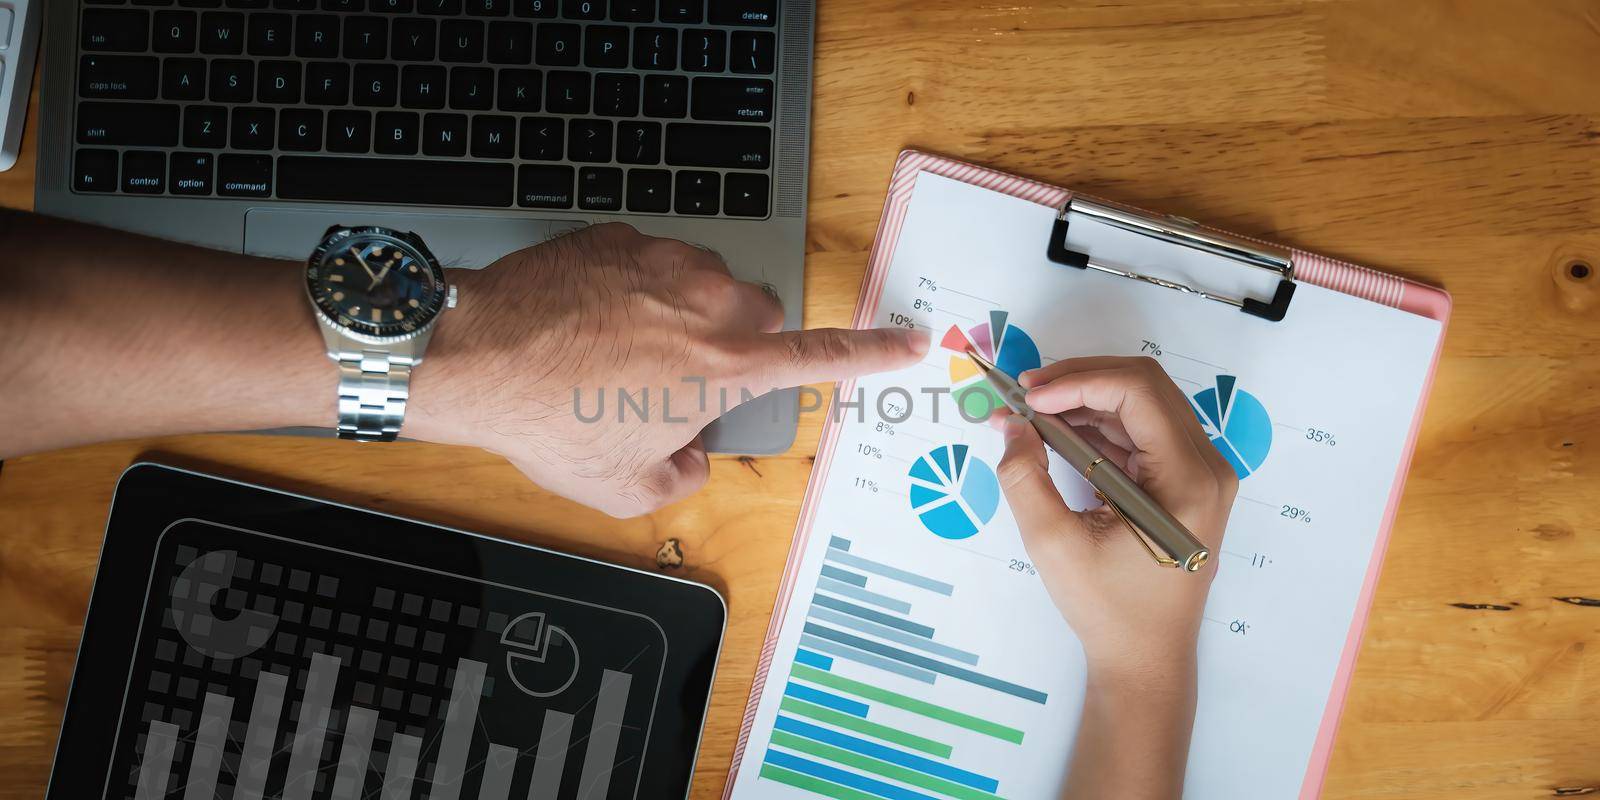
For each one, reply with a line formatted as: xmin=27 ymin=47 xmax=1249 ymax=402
xmin=4 ymin=2 xmax=1599 ymax=797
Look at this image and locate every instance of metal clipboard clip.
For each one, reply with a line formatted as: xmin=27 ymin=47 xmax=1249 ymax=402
xmin=1045 ymin=197 xmax=1298 ymax=322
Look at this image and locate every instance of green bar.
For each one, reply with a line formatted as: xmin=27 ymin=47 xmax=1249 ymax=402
xmin=771 ymin=731 xmax=1005 ymax=800
xmin=791 ymin=663 xmax=1025 ymax=744
xmin=779 ymin=698 xmax=954 ymax=758
xmin=759 ymin=763 xmax=879 ymax=800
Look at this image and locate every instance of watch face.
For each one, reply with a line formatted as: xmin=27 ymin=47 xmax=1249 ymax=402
xmin=307 ymin=229 xmax=446 ymax=339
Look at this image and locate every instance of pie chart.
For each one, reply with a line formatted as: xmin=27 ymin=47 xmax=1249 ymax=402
xmin=1191 ymin=375 xmax=1272 ymax=479
xmin=941 ymin=310 xmax=1042 ymax=420
xmin=907 ymin=444 xmax=1001 ymax=539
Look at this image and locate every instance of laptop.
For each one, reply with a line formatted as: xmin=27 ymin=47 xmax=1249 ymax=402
xmin=36 ymin=0 xmax=815 ymax=454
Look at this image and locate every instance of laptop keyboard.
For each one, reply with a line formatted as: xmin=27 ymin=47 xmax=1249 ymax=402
xmin=72 ymin=0 xmax=778 ymax=217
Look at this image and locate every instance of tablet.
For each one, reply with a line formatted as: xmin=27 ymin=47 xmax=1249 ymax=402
xmin=47 ymin=463 xmax=726 ymax=800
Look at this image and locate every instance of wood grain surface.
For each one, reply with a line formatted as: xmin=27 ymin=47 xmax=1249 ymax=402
xmin=3 ymin=1 xmax=1599 ymax=797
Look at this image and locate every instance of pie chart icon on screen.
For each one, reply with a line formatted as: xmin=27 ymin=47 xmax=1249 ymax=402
xmin=500 ymin=611 xmax=581 ymax=698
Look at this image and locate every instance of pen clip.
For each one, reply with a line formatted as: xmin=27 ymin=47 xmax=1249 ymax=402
xmin=1094 ymin=490 xmax=1181 ymax=568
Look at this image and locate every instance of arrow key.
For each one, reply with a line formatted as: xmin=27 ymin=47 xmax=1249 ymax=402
xmin=723 ymin=172 xmax=767 ymax=218
xmin=627 ymin=168 xmax=670 ymax=213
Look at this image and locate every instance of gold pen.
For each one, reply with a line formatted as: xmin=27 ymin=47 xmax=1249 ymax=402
xmin=966 ymin=349 xmax=1211 ymax=572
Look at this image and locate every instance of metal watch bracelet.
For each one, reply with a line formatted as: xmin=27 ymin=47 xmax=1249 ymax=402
xmin=336 ymin=350 xmax=412 ymax=442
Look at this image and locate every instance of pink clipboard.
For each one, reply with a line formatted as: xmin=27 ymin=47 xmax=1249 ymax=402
xmin=724 ymin=150 xmax=1452 ymax=799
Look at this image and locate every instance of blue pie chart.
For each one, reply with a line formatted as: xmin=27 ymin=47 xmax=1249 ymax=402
xmin=1192 ymin=375 xmax=1272 ymax=479
xmin=907 ymin=444 xmax=1001 ymax=539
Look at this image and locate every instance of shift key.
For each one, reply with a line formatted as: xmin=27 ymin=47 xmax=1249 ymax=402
xmin=76 ymin=102 xmax=180 ymax=147
xmin=665 ymin=123 xmax=770 ymax=169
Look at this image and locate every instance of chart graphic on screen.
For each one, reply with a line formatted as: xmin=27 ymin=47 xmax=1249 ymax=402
xmin=907 ymin=444 xmax=1001 ymax=540
xmin=940 ymin=311 xmax=1042 ymax=419
xmin=1190 ymin=375 xmax=1274 ymax=479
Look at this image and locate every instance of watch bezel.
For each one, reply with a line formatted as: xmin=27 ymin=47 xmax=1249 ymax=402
xmin=305 ymin=226 xmax=448 ymax=345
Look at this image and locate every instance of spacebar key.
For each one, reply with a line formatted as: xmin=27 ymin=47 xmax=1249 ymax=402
xmin=276 ymin=157 xmax=515 ymax=208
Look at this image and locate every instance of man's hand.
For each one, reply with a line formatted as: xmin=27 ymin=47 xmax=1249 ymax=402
xmin=409 ymin=223 xmax=929 ymax=517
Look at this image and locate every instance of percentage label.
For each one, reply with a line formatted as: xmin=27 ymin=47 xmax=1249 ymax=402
xmin=1280 ymin=505 xmax=1312 ymax=524
xmin=1306 ymin=428 xmax=1337 ymax=446
xmin=854 ymin=478 xmax=879 ymax=493
xmin=1140 ymin=340 xmax=1164 ymax=356
xmin=874 ymin=421 xmax=896 ymax=437
xmin=887 ymin=312 xmax=916 ymax=329
xmin=914 ymin=298 xmax=934 ymax=313
xmin=857 ymin=443 xmax=884 ymax=460
xmin=1007 ymin=559 xmax=1037 ymax=576
xmin=917 ymin=277 xmax=938 ymax=291
xmin=1229 ymin=619 xmax=1250 ymax=635
xmin=1250 ymin=553 xmax=1272 ymax=569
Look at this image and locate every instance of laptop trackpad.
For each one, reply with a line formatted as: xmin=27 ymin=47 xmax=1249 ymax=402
xmin=243 ymin=208 xmax=583 ymax=268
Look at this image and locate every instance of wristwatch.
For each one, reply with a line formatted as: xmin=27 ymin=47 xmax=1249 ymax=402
xmin=304 ymin=225 xmax=455 ymax=442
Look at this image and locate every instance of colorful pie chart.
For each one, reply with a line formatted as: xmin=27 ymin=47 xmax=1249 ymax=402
xmin=1191 ymin=375 xmax=1273 ymax=479
xmin=941 ymin=311 xmax=1042 ymax=420
xmin=907 ymin=444 xmax=1001 ymax=539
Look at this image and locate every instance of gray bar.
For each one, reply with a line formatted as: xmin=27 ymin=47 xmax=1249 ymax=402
xmin=809 ymin=605 xmax=979 ymax=666
xmin=331 ymin=706 xmax=378 ymax=800
xmin=828 ymin=536 xmax=851 ymax=551
xmin=285 ymin=652 xmax=343 ymax=800
xmin=812 ymin=593 xmax=934 ymax=638
xmin=798 ymin=634 xmax=936 ymax=685
xmin=816 ymin=577 xmax=913 ymax=614
xmin=134 ymin=721 xmax=179 ymax=800
xmin=433 ymin=658 xmax=488 ymax=800
xmin=479 ymin=744 xmax=517 ymax=800
xmin=528 ymin=711 xmax=574 ymax=800
xmin=803 ymin=623 xmax=1048 ymax=704
xmin=182 ymin=692 xmax=235 ymax=800
xmin=576 ymin=669 xmax=633 ymax=799
xmin=818 ymin=565 xmax=867 ymax=587
xmin=236 ymin=670 xmax=288 ymax=800
xmin=824 ymin=549 xmax=954 ymax=595
xmin=381 ymin=733 xmax=422 ymax=800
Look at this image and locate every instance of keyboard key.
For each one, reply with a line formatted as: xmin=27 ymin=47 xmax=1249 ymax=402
xmin=79 ymin=56 xmax=160 ymax=100
xmin=535 ymin=23 xmax=580 ymax=66
xmin=74 ymin=149 xmax=120 ymax=193
xmin=327 ymin=110 xmax=372 ymax=152
xmin=626 ymin=168 xmax=669 ymax=212
xmin=729 ymin=30 xmax=773 ymax=74
xmin=518 ymin=117 xmax=562 ymax=159
xmin=392 ymin=18 xmax=437 ymax=60
xmin=723 ymin=172 xmax=767 ymax=216
xmin=169 ymin=152 xmax=215 ymax=195
xmin=440 ymin=20 xmax=485 ymax=62
xmin=199 ymin=12 xmax=245 ymax=53
xmin=321 ymin=0 xmax=360 ymax=8
xmin=247 ymin=13 xmax=291 ymax=55
xmin=257 ymin=61 xmax=301 ymax=103
xmin=278 ymin=108 xmax=323 ymax=151
xmin=371 ymin=0 xmax=414 ymax=10
xmin=343 ymin=16 xmax=387 ymax=59
xmin=180 ymin=0 xmax=224 ymax=6
xmin=610 ymin=0 xmax=651 ymax=22
xmin=515 ymin=0 xmax=556 ymax=17
xmin=567 ymin=119 xmax=611 ymax=162
xmin=681 ymin=29 xmax=724 ymax=72
xmin=162 ymin=58 xmax=207 ymax=100
xmin=545 ymin=71 xmax=590 ymax=113
xmin=121 ymin=151 xmax=167 ymax=193
xmin=218 ymin=154 xmax=272 ymax=196
xmin=449 ymin=67 xmax=494 ymax=109
xmin=487 ymin=21 xmax=533 ymax=64
xmin=497 ymin=69 xmax=541 ymax=111
xmin=616 ymin=121 xmax=660 ymax=164
xmin=401 ymin=65 xmax=448 ymax=108
xmin=225 ymin=0 xmax=269 ymax=8
xmin=674 ymin=170 xmax=717 ymax=215
xmin=517 ymin=164 xmax=573 ymax=208
xmin=77 ymin=102 xmax=179 ymax=146
xmin=273 ymin=0 xmax=316 ymax=9
xmin=584 ymin=26 xmax=628 ymax=68
xmin=353 ymin=64 xmax=399 ymax=106
xmin=82 ymin=10 xmax=150 ymax=52
xmin=691 ymin=77 xmax=771 ymax=122
xmin=577 ymin=167 xmax=622 ymax=210
xmin=562 ymin=0 xmax=604 ymax=19
xmin=281 ymin=156 xmax=515 ymax=206
xmin=467 ymin=0 xmax=509 ymax=15
xmin=642 ymin=74 xmax=686 ymax=118
xmin=633 ymin=28 xmax=676 ymax=70
xmin=231 ymin=107 xmax=275 ymax=149
xmin=153 ymin=10 xmax=198 ymax=52
xmin=183 ymin=105 xmax=227 ymax=147
xmin=423 ymin=113 xmax=468 ymax=156
xmin=658 ymin=0 xmax=700 ymax=23
xmin=594 ymin=73 xmax=639 ymax=116
xmin=422 ymin=0 xmax=464 ymax=13
xmin=375 ymin=111 xmax=420 ymax=154
xmin=708 ymin=0 xmax=774 ymax=26
xmin=666 ymin=122 xmax=768 ymax=168
xmin=306 ymin=62 xmax=351 ymax=104
xmin=209 ymin=60 xmax=254 ymax=102
xmin=294 ymin=14 xmax=339 ymax=58
xmin=471 ymin=115 xmax=515 ymax=157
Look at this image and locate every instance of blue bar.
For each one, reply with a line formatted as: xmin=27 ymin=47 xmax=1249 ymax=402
xmin=819 ymin=565 xmax=867 ymax=587
xmin=799 ymin=635 xmax=937 ymax=684
xmin=817 ymin=578 xmax=914 ymax=614
xmin=784 ymin=682 xmax=868 ymax=717
xmin=793 ymin=649 xmax=833 ymax=671
xmin=829 ymin=536 xmax=851 ymax=551
xmin=775 ymin=715 xmax=1000 ymax=793
xmin=812 ymin=594 xmax=933 ymax=638
xmin=824 ymin=549 xmax=954 ymax=596
xmin=763 ymin=749 xmax=937 ymax=800
xmin=808 ymin=606 xmax=979 ymax=666
xmin=804 ymin=623 xmax=1048 ymax=704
